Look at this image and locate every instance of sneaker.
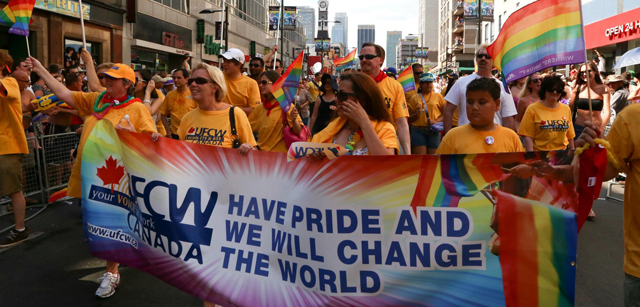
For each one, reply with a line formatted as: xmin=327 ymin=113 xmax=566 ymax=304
xmin=95 ymin=272 xmax=120 ymax=298
xmin=0 ymin=228 xmax=29 ymax=248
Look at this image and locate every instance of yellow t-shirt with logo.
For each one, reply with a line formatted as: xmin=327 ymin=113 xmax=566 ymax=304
xmin=436 ymin=124 xmax=524 ymax=155
xmin=0 ymin=77 xmax=28 ymax=155
xmin=407 ymin=92 xmax=446 ymax=127
xmin=518 ymin=102 xmax=575 ymax=151
xmin=377 ymin=77 xmax=409 ymax=122
xmin=224 ymin=75 xmax=261 ymax=109
xmin=67 ymin=92 xmax=157 ymax=198
xmin=160 ymin=89 xmax=197 ymax=135
xmin=311 ymin=117 xmax=398 ymax=154
xmin=607 ymin=104 xmax=640 ymax=277
xmin=249 ymin=104 xmax=304 ymax=153
xmin=178 ymin=106 xmax=257 ymax=148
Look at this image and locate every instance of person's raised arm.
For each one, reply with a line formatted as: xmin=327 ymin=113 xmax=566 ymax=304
xmin=26 ymin=57 xmax=75 ymax=108
xmin=600 ymin=91 xmax=611 ymax=131
xmin=80 ymin=49 xmax=103 ymax=92
xmin=262 ymin=45 xmax=278 ymax=65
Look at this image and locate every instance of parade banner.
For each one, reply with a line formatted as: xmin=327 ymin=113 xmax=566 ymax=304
xmin=81 ymin=121 xmax=586 ymax=306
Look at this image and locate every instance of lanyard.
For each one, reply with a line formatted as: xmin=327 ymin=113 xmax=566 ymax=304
xmin=420 ymin=93 xmax=431 ymax=118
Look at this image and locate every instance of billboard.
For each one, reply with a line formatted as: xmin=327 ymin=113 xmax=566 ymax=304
xmin=315 ymin=38 xmax=330 ymax=51
xmin=415 ymin=48 xmax=429 ymax=58
xmin=464 ymin=0 xmax=494 ymax=20
xmin=269 ymin=6 xmax=297 ymax=31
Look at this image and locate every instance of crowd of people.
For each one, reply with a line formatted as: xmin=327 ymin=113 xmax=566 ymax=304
xmin=1 ymin=41 xmax=640 ymax=304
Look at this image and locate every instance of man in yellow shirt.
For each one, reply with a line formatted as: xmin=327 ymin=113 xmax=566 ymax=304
xmin=160 ymin=68 xmax=197 ymax=139
xmin=359 ymin=42 xmax=411 ymax=155
xmin=0 ymin=52 xmax=30 ymax=247
xmin=221 ymin=48 xmax=261 ymax=115
xmin=308 ymin=72 xmax=322 ymax=102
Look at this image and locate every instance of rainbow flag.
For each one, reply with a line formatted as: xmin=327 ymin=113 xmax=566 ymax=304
xmin=486 ymin=0 xmax=585 ymax=84
xmin=334 ymin=48 xmax=356 ymax=70
xmin=397 ymin=66 xmax=416 ymax=93
xmin=270 ymin=52 xmax=304 ymax=112
xmin=0 ymin=0 xmax=36 ymax=36
xmin=494 ymin=190 xmax=577 ymax=307
xmin=411 ymin=154 xmax=510 ymax=211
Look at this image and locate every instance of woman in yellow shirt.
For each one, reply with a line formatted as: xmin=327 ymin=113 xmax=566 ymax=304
xmin=249 ymin=70 xmax=303 ymax=153
xmin=311 ymin=72 xmax=398 ymax=155
xmin=157 ymin=63 xmax=256 ymax=153
xmin=134 ymin=69 xmax=166 ymax=135
xmin=518 ymin=74 xmax=575 ymax=152
xmin=408 ymin=73 xmax=446 ymax=154
xmin=515 ymin=72 xmax=541 ymax=131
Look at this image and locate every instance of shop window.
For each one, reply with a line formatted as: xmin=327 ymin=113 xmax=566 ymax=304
xmin=65 ymin=38 xmax=101 ymax=67
xmin=154 ymin=0 xmax=190 ymax=14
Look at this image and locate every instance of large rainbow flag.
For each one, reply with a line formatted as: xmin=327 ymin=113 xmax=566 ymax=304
xmin=270 ymin=52 xmax=304 ymax=112
xmin=486 ymin=0 xmax=585 ymax=84
xmin=494 ymin=190 xmax=577 ymax=307
xmin=0 ymin=0 xmax=36 ymax=36
xmin=397 ymin=66 xmax=416 ymax=93
xmin=333 ymin=48 xmax=356 ymax=70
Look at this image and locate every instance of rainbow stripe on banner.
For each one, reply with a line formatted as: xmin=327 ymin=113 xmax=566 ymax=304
xmin=0 ymin=0 xmax=36 ymax=36
xmin=270 ymin=52 xmax=304 ymax=112
xmin=494 ymin=190 xmax=577 ymax=307
xmin=334 ymin=49 xmax=357 ymax=70
xmin=486 ymin=0 xmax=585 ymax=84
xmin=397 ymin=66 xmax=416 ymax=93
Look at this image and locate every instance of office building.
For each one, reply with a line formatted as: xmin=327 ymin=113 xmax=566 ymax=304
xmin=386 ymin=31 xmax=402 ymax=68
xmin=357 ymin=25 xmax=375 ymax=51
xmin=333 ymin=12 xmax=348 ymax=50
xmin=396 ymin=35 xmax=419 ymax=69
xmin=297 ymin=6 xmax=316 ymax=45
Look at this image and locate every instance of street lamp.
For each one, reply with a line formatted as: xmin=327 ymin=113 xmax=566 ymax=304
xmin=200 ymin=7 xmax=228 ymax=64
xmin=317 ymin=20 xmax=340 ymax=70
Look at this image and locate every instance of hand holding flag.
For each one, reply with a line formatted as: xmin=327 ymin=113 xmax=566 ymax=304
xmin=270 ymin=52 xmax=304 ymax=112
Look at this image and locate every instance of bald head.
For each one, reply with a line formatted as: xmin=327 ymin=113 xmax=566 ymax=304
xmin=11 ymin=70 xmax=30 ymax=92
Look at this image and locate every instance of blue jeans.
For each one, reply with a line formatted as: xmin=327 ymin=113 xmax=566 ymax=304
xmin=625 ymin=273 xmax=640 ymax=306
xmin=302 ymin=117 xmax=309 ymax=127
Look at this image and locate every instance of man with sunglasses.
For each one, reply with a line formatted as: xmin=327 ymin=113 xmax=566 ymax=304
xmin=359 ymin=42 xmax=411 ymax=155
xmin=405 ymin=63 xmax=424 ymax=101
xmin=160 ymin=68 xmax=196 ymax=139
xmin=221 ymin=48 xmax=261 ymax=115
xmin=248 ymin=57 xmax=265 ymax=83
xmin=443 ymin=44 xmax=516 ymax=135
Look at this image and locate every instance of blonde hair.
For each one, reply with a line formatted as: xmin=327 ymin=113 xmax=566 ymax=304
xmin=518 ymin=72 xmax=541 ymax=99
xmin=193 ymin=63 xmax=227 ymax=102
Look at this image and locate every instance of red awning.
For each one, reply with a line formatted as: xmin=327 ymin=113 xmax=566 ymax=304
xmin=584 ymin=7 xmax=640 ymax=49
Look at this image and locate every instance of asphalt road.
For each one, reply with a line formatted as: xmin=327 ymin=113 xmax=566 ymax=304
xmin=0 ymin=184 xmax=627 ymax=307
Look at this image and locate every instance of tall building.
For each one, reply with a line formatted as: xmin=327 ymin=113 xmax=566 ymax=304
xmin=331 ymin=25 xmax=345 ymax=56
xmin=418 ymin=0 xmax=440 ymax=69
xmin=386 ymin=31 xmax=402 ymax=68
xmin=334 ymin=12 xmax=348 ymax=50
xmin=396 ymin=35 xmax=419 ymax=69
xmin=357 ymin=25 xmax=375 ymax=51
xmin=297 ymin=6 xmax=316 ymax=45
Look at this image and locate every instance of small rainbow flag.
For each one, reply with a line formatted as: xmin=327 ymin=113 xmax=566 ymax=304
xmin=270 ymin=51 xmax=304 ymax=112
xmin=397 ymin=66 xmax=416 ymax=93
xmin=0 ymin=0 xmax=36 ymax=36
xmin=494 ymin=189 xmax=577 ymax=307
xmin=486 ymin=0 xmax=585 ymax=84
xmin=334 ymin=48 xmax=356 ymax=70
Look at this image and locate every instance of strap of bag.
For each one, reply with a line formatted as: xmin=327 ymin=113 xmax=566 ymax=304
xmin=229 ymin=106 xmax=240 ymax=149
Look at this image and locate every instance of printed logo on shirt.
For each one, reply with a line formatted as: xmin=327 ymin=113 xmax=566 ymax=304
xmin=539 ymin=119 xmax=570 ymax=132
xmin=185 ymin=127 xmax=227 ymax=146
xmin=384 ymin=97 xmax=392 ymax=109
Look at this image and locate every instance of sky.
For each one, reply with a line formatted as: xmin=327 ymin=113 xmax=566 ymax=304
xmin=291 ymin=0 xmax=420 ymax=66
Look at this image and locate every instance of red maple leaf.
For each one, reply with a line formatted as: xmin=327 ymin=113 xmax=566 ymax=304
xmin=188 ymin=127 xmax=195 ymax=134
xmin=96 ymin=156 xmax=126 ymax=193
xmin=540 ymin=120 xmax=547 ymax=125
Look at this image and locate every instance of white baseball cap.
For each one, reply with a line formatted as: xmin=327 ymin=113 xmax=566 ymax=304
xmin=221 ymin=48 xmax=245 ymax=64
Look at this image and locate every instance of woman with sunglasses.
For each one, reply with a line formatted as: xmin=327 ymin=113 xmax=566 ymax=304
xmin=518 ymin=74 xmax=575 ymax=152
xmin=134 ymin=69 xmax=166 ymax=135
xmin=249 ymin=70 xmax=303 ymax=152
xmin=154 ymin=64 xmax=256 ymax=155
xmin=515 ymin=72 xmax=542 ymax=131
xmin=407 ymin=73 xmax=445 ymax=155
xmin=311 ymin=72 xmax=398 ymax=156
xmin=309 ymin=73 xmax=337 ymax=135
xmin=570 ymin=62 xmax=610 ymax=138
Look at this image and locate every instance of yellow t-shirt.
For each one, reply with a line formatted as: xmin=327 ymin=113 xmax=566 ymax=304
xmin=224 ymin=75 xmax=261 ymax=109
xmin=607 ymin=104 xmax=640 ymax=277
xmin=307 ymin=81 xmax=320 ymax=102
xmin=517 ymin=102 xmax=575 ymax=151
xmin=160 ymin=89 xmax=197 ymax=135
xmin=153 ymin=89 xmax=166 ymax=135
xmin=0 ymin=77 xmax=28 ymax=155
xmin=311 ymin=117 xmax=398 ymax=154
xmin=178 ymin=106 xmax=257 ymax=148
xmin=436 ymin=124 xmax=524 ymax=155
xmin=249 ymin=104 xmax=304 ymax=153
xmin=67 ymin=92 xmax=157 ymax=198
xmin=407 ymin=92 xmax=446 ymax=127
xmin=377 ymin=77 xmax=409 ymax=122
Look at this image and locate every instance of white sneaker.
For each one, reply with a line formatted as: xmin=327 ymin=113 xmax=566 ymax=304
xmin=95 ymin=272 xmax=120 ymax=298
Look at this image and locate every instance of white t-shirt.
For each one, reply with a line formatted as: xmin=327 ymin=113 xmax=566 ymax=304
xmin=444 ymin=73 xmax=517 ymax=126
xmin=598 ymin=56 xmax=606 ymax=73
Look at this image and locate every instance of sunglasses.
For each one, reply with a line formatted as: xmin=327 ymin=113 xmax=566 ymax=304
xmin=259 ymin=80 xmax=273 ymax=86
xmin=250 ymin=64 xmax=262 ymax=68
xmin=135 ymin=77 xmax=148 ymax=84
xmin=358 ymin=54 xmax=379 ymax=61
xmin=476 ymin=54 xmax=491 ymax=60
xmin=188 ymin=77 xmax=213 ymax=85
xmin=531 ymin=79 xmax=542 ymax=83
xmin=275 ymin=66 xmax=281 ymax=69
xmin=98 ymin=76 xmax=105 ymax=80
xmin=547 ymin=88 xmax=564 ymax=94
xmin=336 ymin=91 xmax=357 ymax=102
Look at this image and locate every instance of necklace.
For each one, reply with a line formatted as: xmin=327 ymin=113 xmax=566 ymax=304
xmin=91 ymin=91 xmax=138 ymax=120
xmin=345 ymin=123 xmax=363 ymax=152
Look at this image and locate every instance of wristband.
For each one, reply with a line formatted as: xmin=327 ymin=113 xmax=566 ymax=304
xmin=143 ymin=99 xmax=152 ymax=104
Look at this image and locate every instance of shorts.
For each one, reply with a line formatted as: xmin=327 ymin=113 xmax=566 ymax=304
xmin=410 ymin=126 xmax=441 ymax=149
xmin=0 ymin=154 xmax=25 ymax=196
xmin=625 ymin=273 xmax=640 ymax=307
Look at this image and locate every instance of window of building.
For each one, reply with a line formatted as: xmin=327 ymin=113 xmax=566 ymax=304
xmin=485 ymin=24 xmax=489 ymax=42
xmin=498 ymin=15 xmax=502 ymax=30
xmin=153 ymin=0 xmax=189 ymax=14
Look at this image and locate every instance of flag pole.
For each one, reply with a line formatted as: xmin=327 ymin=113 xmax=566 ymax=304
xmin=25 ymin=37 xmax=31 ymax=57
xmin=78 ymin=0 xmax=87 ymax=50
xmin=274 ymin=5 xmax=282 ymax=70
xmin=578 ymin=0 xmax=593 ymax=123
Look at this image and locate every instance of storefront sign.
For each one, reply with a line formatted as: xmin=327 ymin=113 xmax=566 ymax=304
xmin=35 ymin=0 xmax=90 ymax=20
xmin=204 ymin=35 xmax=223 ymax=55
xmin=163 ymin=32 xmax=185 ymax=49
xmin=134 ymin=14 xmax=192 ymax=50
xmin=585 ymin=7 xmax=640 ymax=49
